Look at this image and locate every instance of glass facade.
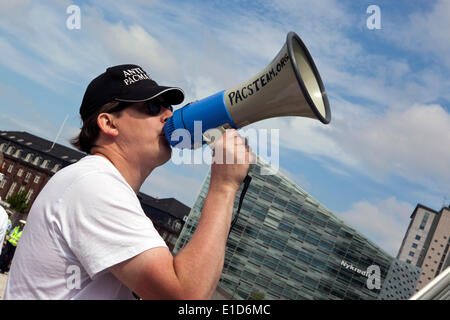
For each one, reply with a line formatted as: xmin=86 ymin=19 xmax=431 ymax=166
xmin=174 ymin=157 xmax=420 ymax=300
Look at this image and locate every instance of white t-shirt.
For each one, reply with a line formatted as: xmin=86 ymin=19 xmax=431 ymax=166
xmin=4 ymin=155 xmax=167 ymax=299
xmin=0 ymin=206 xmax=8 ymax=255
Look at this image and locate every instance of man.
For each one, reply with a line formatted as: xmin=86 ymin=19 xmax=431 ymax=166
xmin=0 ymin=220 xmax=25 ymax=273
xmin=4 ymin=64 xmax=251 ymax=299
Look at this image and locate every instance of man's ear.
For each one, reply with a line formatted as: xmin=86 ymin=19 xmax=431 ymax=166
xmin=97 ymin=113 xmax=119 ymax=137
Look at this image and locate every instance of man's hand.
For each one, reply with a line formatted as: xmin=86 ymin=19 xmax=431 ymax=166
xmin=210 ymin=129 xmax=253 ymax=193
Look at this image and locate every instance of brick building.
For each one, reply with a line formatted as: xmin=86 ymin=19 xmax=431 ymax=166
xmin=138 ymin=193 xmax=190 ymax=252
xmin=0 ymin=130 xmax=84 ymax=215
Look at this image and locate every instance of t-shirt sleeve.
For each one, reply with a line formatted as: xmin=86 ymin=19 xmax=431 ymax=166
xmin=58 ymin=170 xmax=168 ymax=279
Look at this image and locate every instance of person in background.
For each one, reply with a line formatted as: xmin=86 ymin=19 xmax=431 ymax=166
xmin=0 ymin=220 xmax=25 ymax=273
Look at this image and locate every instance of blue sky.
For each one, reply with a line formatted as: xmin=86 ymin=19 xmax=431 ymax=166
xmin=1 ymin=0 xmax=449 ymax=256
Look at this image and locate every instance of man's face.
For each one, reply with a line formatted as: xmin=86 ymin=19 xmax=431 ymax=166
xmin=113 ymin=101 xmax=173 ymax=167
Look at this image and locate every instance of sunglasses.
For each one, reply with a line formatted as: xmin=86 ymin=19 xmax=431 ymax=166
xmin=110 ymin=97 xmax=173 ymax=116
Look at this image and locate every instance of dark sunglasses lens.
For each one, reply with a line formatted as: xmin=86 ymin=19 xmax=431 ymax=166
xmin=147 ymin=100 xmax=173 ymax=114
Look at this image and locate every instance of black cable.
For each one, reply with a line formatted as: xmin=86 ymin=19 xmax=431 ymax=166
xmin=228 ymin=174 xmax=252 ymax=238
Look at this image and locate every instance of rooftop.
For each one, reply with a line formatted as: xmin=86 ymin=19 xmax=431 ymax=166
xmin=0 ymin=130 xmax=85 ymax=164
xmin=138 ymin=192 xmax=190 ymax=220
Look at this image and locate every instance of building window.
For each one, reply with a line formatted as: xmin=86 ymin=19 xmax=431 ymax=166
xmin=41 ymin=160 xmax=49 ymax=169
xmin=6 ymin=182 xmax=17 ymax=199
xmin=24 ymin=172 xmax=32 ymax=184
xmin=34 ymin=175 xmax=41 ymax=184
xmin=26 ymin=189 xmax=34 ymax=202
xmin=419 ymin=213 xmax=430 ymax=230
xmin=409 ymin=251 xmax=415 ymax=257
xmin=406 ymin=259 xmax=411 ymax=264
xmin=412 ymin=243 xmax=418 ymax=248
xmin=17 ymin=168 xmax=24 ymax=177
xmin=7 ymin=163 xmax=14 ymax=173
xmin=0 ymin=177 xmax=7 ymax=188
xmin=51 ymin=163 xmax=61 ymax=172
xmin=174 ymin=221 xmax=182 ymax=232
xmin=13 ymin=149 xmax=22 ymax=158
xmin=415 ymin=235 xmax=421 ymax=240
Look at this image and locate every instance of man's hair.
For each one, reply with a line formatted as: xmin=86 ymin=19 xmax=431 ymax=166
xmin=71 ymin=101 xmax=122 ymax=154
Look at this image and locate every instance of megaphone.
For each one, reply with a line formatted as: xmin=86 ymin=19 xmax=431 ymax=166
xmin=164 ymin=31 xmax=331 ymax=148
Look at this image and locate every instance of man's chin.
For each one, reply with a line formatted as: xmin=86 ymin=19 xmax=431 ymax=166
xmin=160 ymin=142 xmax=172 ymax=163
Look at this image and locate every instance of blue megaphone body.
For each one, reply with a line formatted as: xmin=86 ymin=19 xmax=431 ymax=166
xmin=164 ymin=91 xmax=238 ymax=148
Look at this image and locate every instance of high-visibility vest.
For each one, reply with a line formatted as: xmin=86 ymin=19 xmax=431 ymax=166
xmin=8 ymin=226 xmax=22 ymax=247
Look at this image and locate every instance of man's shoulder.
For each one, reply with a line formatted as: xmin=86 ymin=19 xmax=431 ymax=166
xmin=52 ymin=155 xmax=121 ymax=184
xmin=46 ymin=155 xmax=133 ymax=200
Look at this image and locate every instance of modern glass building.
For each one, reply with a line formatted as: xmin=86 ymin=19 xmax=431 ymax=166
xmin=174 ymin=157 xmax=420 ymax=300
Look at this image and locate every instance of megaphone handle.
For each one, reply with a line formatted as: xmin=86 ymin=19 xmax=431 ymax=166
xmin=202 ymin=123 xmax=232 ymax=149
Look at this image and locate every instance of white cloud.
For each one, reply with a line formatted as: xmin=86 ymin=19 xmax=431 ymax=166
xmin=0 ymin=1 xmax=185 ymax=91
xmin=384 ymin=0 xmax=450 ymax=69
xmin=259 ymin=98 xmax=450 ymax=199
xmin=338 ymin=197 xmax=414 ymax=256
xmin=342 ymin=104 xmax=450 ymax=191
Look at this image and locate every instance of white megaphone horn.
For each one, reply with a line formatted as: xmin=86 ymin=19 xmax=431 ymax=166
xmin=164 ymin=31 xmax=331 ymax=148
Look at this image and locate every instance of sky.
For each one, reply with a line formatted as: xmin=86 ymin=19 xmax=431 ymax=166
xmin=0 ymin=0 xmax=449 ymax=256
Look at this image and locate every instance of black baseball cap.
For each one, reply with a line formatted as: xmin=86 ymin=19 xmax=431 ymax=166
xmin=79 ymin=64 xmax=184 ymax=121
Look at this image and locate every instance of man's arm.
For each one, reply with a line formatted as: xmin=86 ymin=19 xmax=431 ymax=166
xmin=109 ymin=130 xmax=251 ymax=299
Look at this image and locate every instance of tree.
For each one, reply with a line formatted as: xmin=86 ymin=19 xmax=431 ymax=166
xmin=250 ymin=291 xmax=265 ymax=300
xmin=6 ymin=190 xmax=29 ymax=213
